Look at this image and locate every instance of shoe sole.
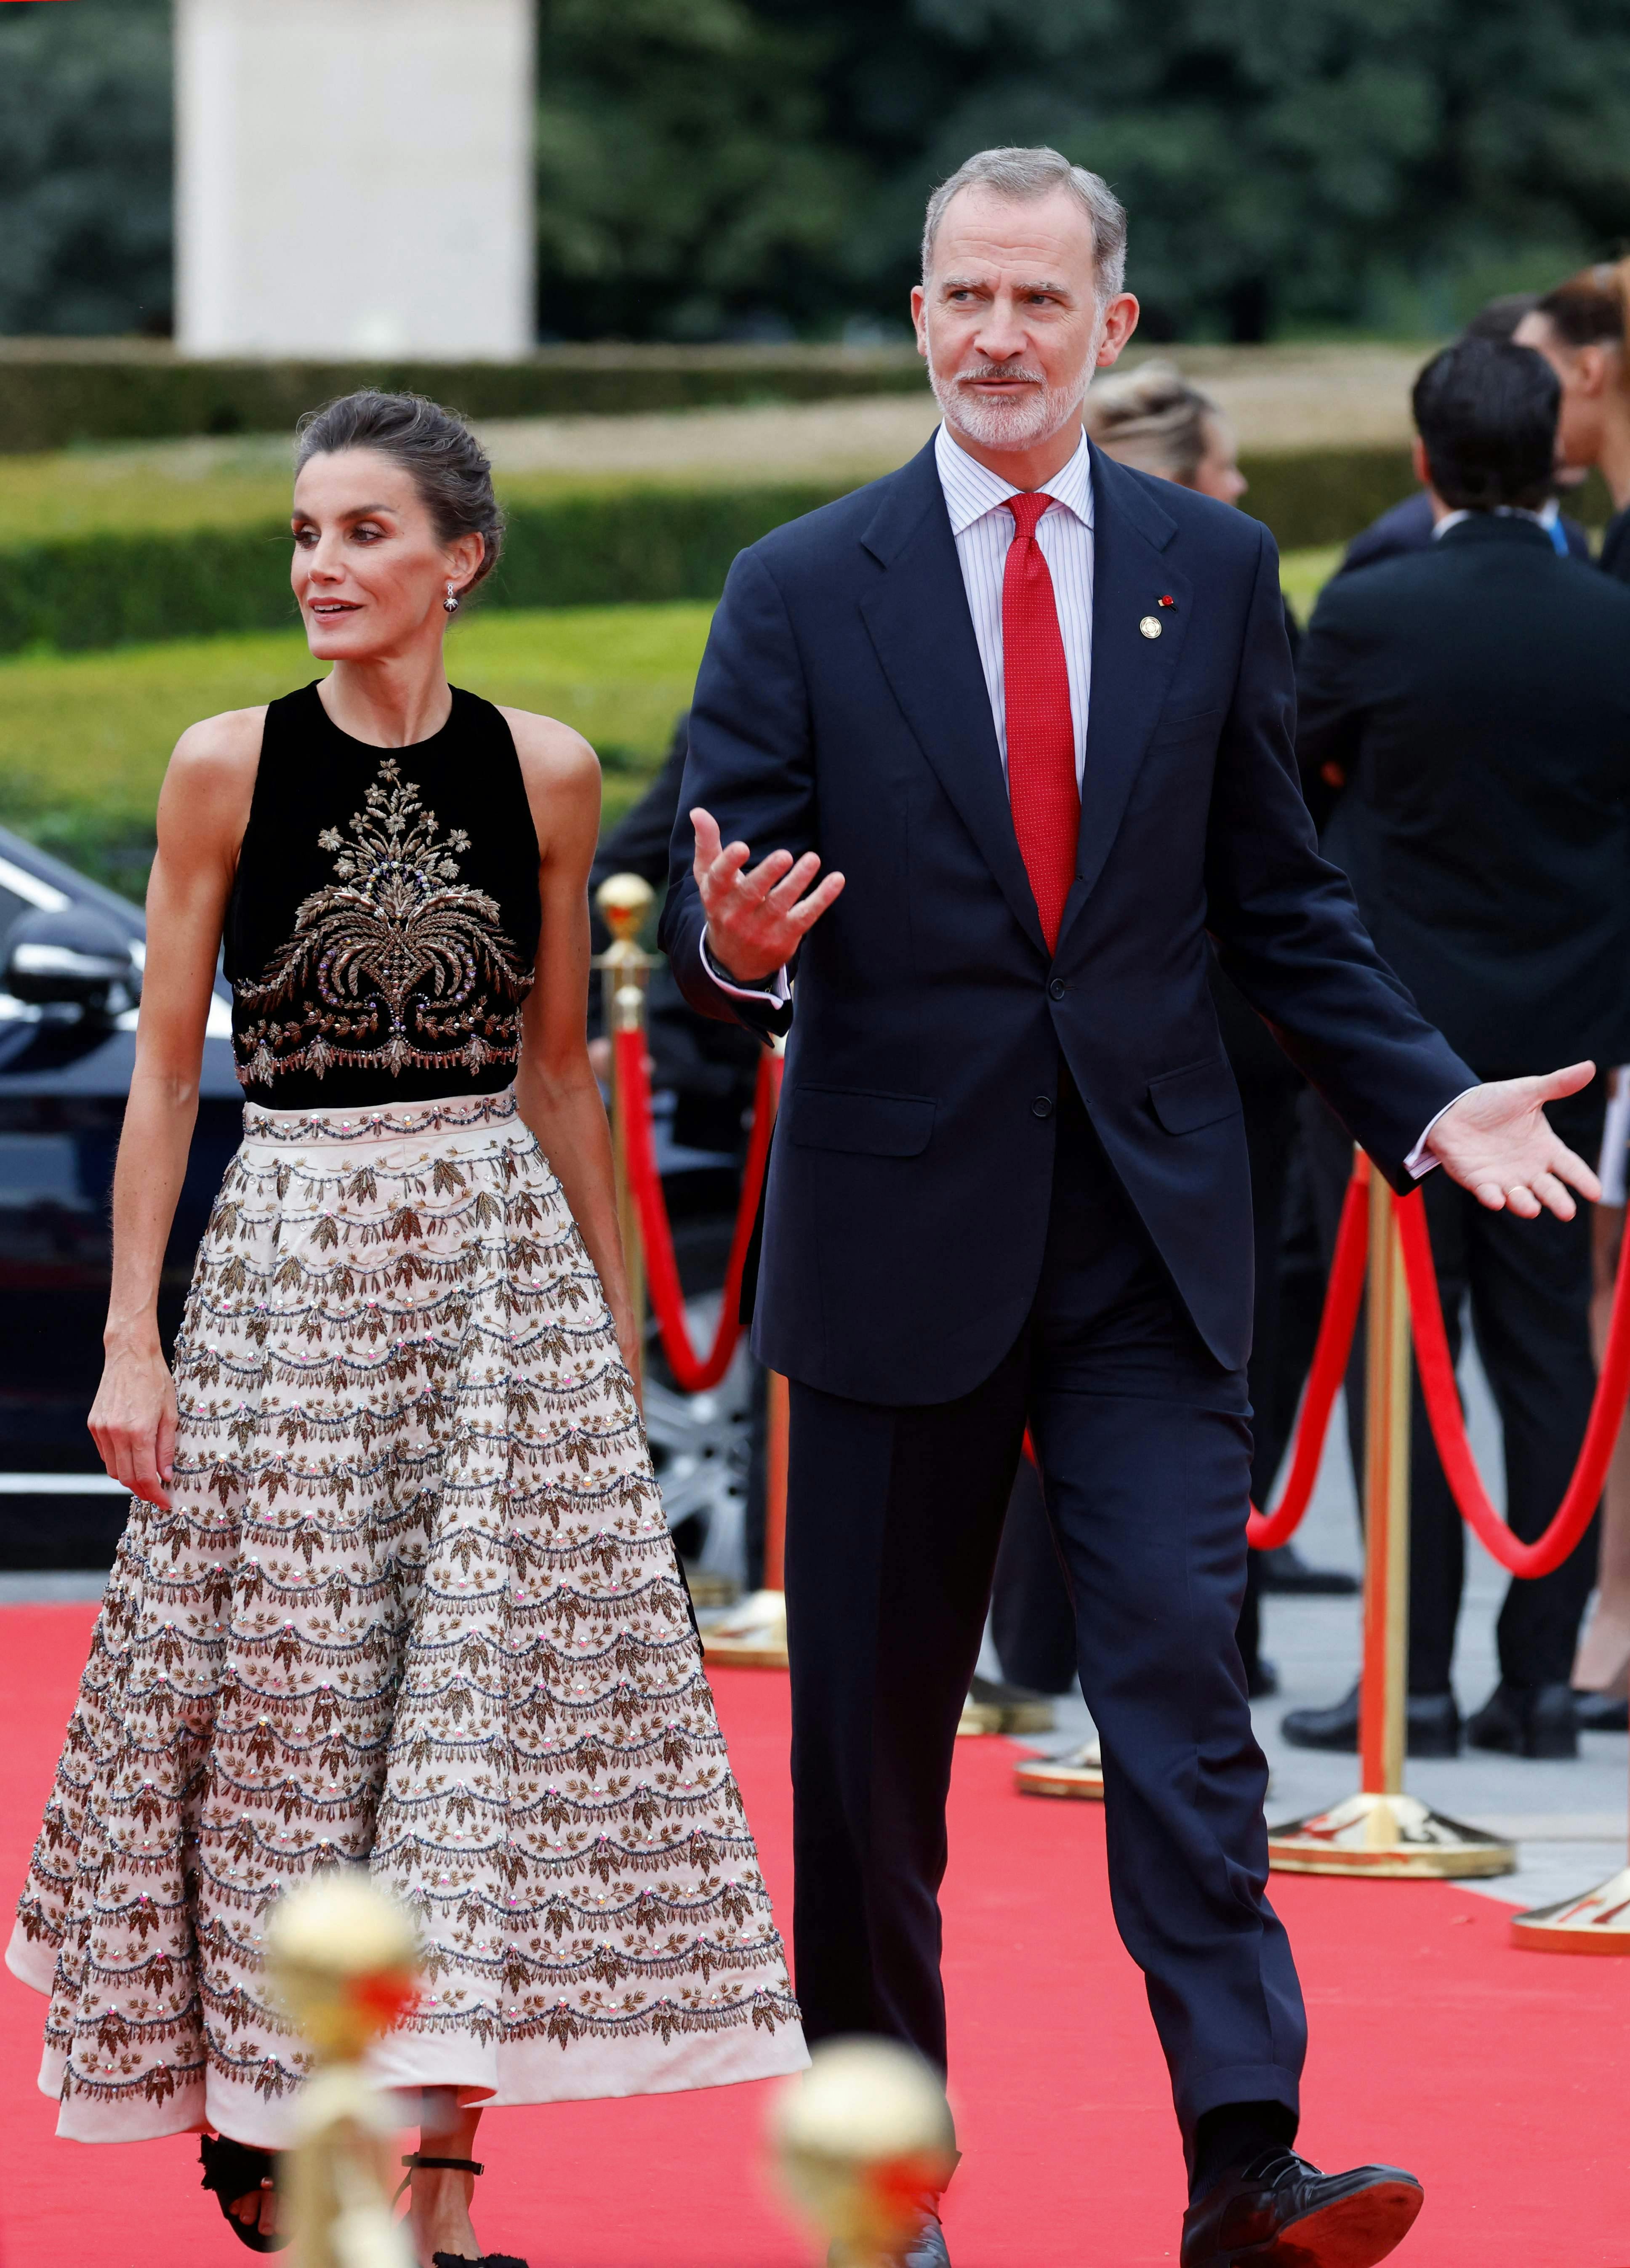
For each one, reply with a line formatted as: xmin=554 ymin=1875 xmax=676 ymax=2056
xmin=1224 ymin=2179 xmax=1423 ymax=2268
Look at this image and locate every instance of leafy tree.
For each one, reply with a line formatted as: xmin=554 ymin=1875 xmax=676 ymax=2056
xmin=0 ymin=0 xmax=172 ymax=337
xmin=535 ymin=0 xmax=866 ymax=339
xmin=844 ymin=0 xmax=1630 ymax=339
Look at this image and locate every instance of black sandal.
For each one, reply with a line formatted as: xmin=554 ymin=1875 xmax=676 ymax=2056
xmin=398 ymin=2153 xmax=529 ymax=2268
xmin=198 ymin=2132 xmax=289 ymax=2254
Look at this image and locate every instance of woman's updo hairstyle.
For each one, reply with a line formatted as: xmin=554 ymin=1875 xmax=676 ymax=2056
xmin=1084 ymin=360 xmax=1219 ymax=485
xmin=1532 ymin=258 xmax=1630 ymax=380
xmin=293 ymin=390 xmax=505 ymax=595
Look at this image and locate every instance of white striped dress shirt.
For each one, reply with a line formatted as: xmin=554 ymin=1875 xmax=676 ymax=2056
xmin=934 ymin=421 xmax=1095 ymax=787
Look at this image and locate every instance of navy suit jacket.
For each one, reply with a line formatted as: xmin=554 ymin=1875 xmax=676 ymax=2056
xmin=660 ymin=438 xmax=1472 ymax=1404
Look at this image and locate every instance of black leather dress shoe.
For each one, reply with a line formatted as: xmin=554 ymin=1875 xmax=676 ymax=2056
xmin=1573 ymin=1687 xmax=1630 ymax=1733
xmin=1257 ymin=1545 xmax=1360 ymax=1597
xmin=1467 ymin=1679 xmax=1577 ymax=1758
xmin=1280 ymin=1684 xmax=1460 ymax=1758
xmin=1182 ymin=2148 xmax=1422 ymax=2268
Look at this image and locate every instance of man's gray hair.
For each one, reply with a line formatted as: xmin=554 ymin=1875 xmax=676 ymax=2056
xmin=921 ymin=146 xmax=1127 ymax=301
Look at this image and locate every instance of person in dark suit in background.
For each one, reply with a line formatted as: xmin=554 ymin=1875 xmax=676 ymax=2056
xmin=1338 ymin=296 xmax=1592 ymax=581
xmin=1285 ymin=336 xmax=1630 ymax=1763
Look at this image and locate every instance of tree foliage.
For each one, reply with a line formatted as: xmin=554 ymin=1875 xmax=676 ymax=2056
xmin=535 ymin=0 xmax=864 ymax=339
xmin=541 ymin=0 xmax=1630 ymax=341
xmin=0 ymin=0 xmax=171 ymax=337
xmin=889 ymin=0 xmax=1630 ymax=338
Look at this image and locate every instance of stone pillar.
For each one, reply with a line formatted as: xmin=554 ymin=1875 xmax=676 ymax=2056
xmin=175 ymin=0 xmax=534 ymax=358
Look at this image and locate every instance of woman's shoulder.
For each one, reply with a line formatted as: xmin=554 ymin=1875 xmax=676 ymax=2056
xmin=493 ymin=705 xmax=599 ymax=792
xmin=157 ymin=705 xmax=267 ymax=833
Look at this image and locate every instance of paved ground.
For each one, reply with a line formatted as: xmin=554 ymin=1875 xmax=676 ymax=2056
xmin=1013 ymin=1347 xmax=1630 ymax=1915
xmin=470 ymin=343 xmax=1422 ymax=486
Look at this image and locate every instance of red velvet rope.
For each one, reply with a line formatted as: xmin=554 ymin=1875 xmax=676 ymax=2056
xmin=1244 ymin=1154 xmax=1371 ymax=1547
xmin=1397 ymin=1185 xmax=1630 ymax=1577
xmin=615 ymin=1028 xmax=780 ymax=1392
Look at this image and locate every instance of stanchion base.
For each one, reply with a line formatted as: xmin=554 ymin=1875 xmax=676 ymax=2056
xmin=700 ymin=1588 xmax=788 ymax=1671
xmin=1268 ymin=1790 xmax=1515 ymax=1877
xmin=1015 ymin=1738 xmax=1104 ymax=1801
xmin=1511 ymin=1865 xmax=1630 ymax=1952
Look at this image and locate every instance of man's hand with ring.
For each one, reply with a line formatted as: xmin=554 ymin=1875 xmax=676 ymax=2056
xmin=691 ymin=806 xmax=844 ymax=985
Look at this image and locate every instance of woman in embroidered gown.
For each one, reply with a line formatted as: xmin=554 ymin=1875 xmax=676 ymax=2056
xmin=7 ymin=391 xmax=804 ymax=2267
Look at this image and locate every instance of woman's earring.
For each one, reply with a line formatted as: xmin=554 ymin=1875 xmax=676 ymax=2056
xmin=443 ymin=583 xmax=461 ymax=614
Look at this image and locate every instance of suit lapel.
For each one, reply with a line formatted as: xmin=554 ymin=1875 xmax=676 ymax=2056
xmin=1055 ymin=448 xmax=1189 ymax=954
xmin=857 ymin=443 xmax=1049 ymax=958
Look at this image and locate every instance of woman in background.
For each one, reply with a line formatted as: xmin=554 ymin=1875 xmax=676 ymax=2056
xmin=7 ymin=390 xmax=803 ymax=2267
xmin=1517 ymin=259 xmax=1630 ymax=581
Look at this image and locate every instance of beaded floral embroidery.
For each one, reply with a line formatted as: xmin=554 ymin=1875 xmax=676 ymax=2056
xmin=234 ymin=759 xmax=533 ymax=1090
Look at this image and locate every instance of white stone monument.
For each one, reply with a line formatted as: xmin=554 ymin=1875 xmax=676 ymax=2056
xmin=175 ymin=0 xmax=534 ymax=359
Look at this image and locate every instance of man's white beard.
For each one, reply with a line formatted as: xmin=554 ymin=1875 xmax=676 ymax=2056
xmin=928 ymin=325 xmax=1103 ymax=453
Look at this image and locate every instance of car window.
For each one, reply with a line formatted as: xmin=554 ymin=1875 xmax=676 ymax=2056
xmin=0 ymin=886 xmax=30 ymax=974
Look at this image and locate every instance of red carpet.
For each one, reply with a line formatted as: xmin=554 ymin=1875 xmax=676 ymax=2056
xmin=3 ymin=1604 xmax=1629 ymax=2267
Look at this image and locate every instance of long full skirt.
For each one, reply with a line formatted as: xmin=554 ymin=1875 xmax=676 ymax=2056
xmin=7 ymin=1089 xmax=804 ymax=2145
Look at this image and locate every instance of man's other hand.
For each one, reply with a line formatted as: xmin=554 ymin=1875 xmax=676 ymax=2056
xmin=691 ymin=806 xmax=844 ymax=986
xmin=1426 ymin=1062 xmax=1602 ymax=1219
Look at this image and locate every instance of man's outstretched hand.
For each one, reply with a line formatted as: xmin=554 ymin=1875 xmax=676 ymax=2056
xmin=1425 ymin=1062 xmax=1601 ymax=1219
xmin=691 ymin=806 xmax=844 ymax=986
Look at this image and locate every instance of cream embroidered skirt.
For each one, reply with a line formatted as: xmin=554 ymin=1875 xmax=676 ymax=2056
xmin=7 ymin=1090 xmax=804 ymax=2145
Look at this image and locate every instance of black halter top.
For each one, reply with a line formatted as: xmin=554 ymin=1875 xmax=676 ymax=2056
xmin=225 ymin=683 xmax=542 ymax=1110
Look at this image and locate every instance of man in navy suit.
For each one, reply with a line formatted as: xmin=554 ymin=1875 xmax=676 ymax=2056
xmin=661 ymin=146 xmax=1598 ymax=2268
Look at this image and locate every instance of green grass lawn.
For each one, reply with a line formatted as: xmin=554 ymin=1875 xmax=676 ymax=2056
xmin=0 ymin=601 xmax=713 ymax=892
xmin=0 ymin=552 xmax=1342 ymax=900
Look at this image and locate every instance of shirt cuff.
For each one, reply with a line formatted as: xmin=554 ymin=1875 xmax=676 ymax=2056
xmin=1404 ymin=1087 xmax=1478 ymax=1179
xmin=701 ymin=934 xmax=791 ymax=1006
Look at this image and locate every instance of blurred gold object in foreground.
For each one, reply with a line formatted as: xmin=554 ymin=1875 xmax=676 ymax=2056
xmin=266 ymin=1871 xmax=421 ymax=2268
xmin=771 ymin=2038 xmax=958 ymax=2268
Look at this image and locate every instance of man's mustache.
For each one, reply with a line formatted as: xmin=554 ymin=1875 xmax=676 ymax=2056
xmin=952 ymin=364 xmax=1047 ymax=386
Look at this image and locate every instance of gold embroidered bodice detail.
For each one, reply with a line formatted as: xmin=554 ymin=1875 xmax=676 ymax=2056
xmin=234 ymin=755 xmax=534 ymax=1091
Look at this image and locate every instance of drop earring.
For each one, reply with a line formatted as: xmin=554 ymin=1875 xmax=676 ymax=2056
xmin=443 ymin=583 xmax=461 ymax=615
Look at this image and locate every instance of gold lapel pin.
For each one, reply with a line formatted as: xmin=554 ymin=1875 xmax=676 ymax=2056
xmin=1139 ymin=615 xmax=1163 ymax=639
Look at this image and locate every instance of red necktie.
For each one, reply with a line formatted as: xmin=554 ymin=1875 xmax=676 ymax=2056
xmin=1002 ymin=490 xmax=1080 ymax=953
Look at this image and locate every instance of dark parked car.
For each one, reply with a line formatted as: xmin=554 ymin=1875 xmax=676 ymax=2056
xmin=0 ymin=825 xmax=242 ymax=1568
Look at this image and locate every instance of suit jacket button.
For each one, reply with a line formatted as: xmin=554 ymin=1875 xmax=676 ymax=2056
xmin=1048 ymin=978 xmax=1066 ymax=999
xmin=1031 ymin=1095 xmax=1054 ymax=1119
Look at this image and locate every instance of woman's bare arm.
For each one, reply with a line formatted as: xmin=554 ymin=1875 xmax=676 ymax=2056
xmin=90 ymin=709 xmax=261 ymax=1507
xmin=503 ymin=708 xmax=638 ymax=1384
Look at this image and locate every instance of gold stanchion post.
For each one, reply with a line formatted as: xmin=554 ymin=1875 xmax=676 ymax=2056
xmin=1267 ymin=1161 xmax=1515 ymax=1877
xmin=594 ymin=873 xmax=655 ymax=1400
xmin=266 ymin=1873 xmax=421 ymax=2268
xmin=1511 ymin=1713 xmax=1630 ymax=1948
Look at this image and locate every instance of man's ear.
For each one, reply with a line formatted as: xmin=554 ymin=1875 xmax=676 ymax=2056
xmin=1412 ymin=435 xmax=1452 ymax=520
xmin=910 ymin=283 xmax=928 ymax=361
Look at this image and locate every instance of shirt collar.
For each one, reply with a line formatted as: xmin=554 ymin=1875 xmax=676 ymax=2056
xmin=934 ymin=421 xmax=1094 ymax=538
xmin=1433 ymin=504 xmax=1550 ymax=539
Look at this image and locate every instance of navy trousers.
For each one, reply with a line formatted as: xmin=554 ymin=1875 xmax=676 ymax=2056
xmin=783 ymin=1076 xmax=1307 ymax=2144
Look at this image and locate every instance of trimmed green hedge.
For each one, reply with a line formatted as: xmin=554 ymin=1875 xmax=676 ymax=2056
xmin=0 ymin=344 xmax=924 ymax=455
xmin=1238 ymin=447 xmax=1414 ymax=551
xmin=3 ymin=447 xmax=1601 ymax=656
xmin=0 ymin=485 xmax=852 ymax=653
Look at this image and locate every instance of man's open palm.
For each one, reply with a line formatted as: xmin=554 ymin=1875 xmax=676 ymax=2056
xmin=691 ymin=806 xmax=844 ymax=985
xmin=1426 ymin=1062 xmax=1601 ymax=1219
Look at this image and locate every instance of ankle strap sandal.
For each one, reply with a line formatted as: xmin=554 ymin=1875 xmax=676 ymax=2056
xmin=396 ymin=2154 xmax=529 ymax=2268
xmin=198 ymin=2133 xmax=289 ymax=2254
